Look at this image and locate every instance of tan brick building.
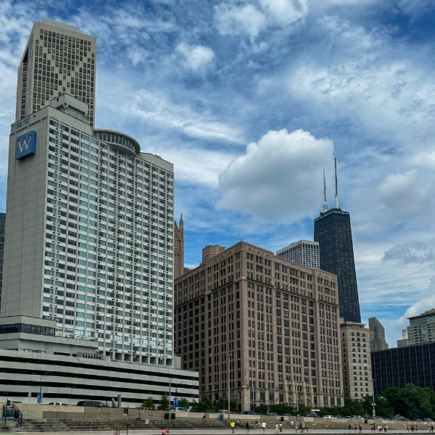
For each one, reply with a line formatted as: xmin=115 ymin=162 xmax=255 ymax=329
xmin=340 ymin=321 xmax=373 ymax=399
xmin=174 ymin=241 xmax=344 ymax=412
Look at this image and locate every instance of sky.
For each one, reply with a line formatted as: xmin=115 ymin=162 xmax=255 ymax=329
xmin=1 ymin=0 xmax=435 ymax=346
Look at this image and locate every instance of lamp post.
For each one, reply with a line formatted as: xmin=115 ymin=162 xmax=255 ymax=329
xmin=372 ymin=379 xmax=376 ymax=420
xmin=228 ymin=353 xmax=231 ymax=421
xmin=39 ymin=372 xmax=52 ymax=405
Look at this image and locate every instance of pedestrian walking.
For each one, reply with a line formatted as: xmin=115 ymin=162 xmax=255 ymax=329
xmin=279 ymin=423 xmax=283 ymax=433
xmin=231 ymin=421 xmax=235 ymax=434
xmin=262 ymin=421 xmax=267 ymax=433
xmin=295 ymin=421 xmax=299 ymax=433
xmin=301 ymin=422 xmax=305 ymax=433
xmin=359 ymin=424 xmax=362 ymax=433
xmin=349 ymin=424 xmax=352 ymax=433
xmin=305 ymin=423 xmax=309 ymax=432
xmin=246 ymin=422 xmax=250 ymax=434
xmin=406 ymin=426 xmax=409 ymax=432
xmin=160 ymin=429 xmax=164 ymax=435
xmin=276 ymin=423 xmax=279 ymax=433
xmin=355 ymin=424 xmax=358 ymax=432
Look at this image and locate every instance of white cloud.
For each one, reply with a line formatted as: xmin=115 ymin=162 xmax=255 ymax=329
xmin=378 ymin=169 xmax=435 ymax=221
xmin=218 ymin=128 xmax=334 ymax=221
xmin=127 ymin=89 xmax=242 ymax=143
xmin=214 ymin=3 xmax=267 ymax=38
xmin=259 ymin=0 xmax=309 ymax=25
xmin=176 ymin=42 xmax=215 ymax=72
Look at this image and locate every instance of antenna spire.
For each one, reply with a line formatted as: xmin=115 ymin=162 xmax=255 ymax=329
xmin=323 ymin=169 xmax=328 ymax=212
xmin=334 ymin=157 xmax=340 ymax=209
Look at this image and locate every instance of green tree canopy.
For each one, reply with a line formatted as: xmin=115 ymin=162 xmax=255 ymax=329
xmin=142 ymin=397 xmax=155 ymax=409
xmin=178 ymin=398 xmax=190 ymax=409
xmin=157 ymin=394 xmax=169 ymax=410
xmin=190 ymin=394 xmax=214 ymax=413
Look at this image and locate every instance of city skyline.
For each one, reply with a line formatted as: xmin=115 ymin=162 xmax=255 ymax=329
xmin=1 ymin=1 xmax=435 ymax=347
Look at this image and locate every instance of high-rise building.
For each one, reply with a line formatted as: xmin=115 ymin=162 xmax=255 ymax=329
xmin=371 ymin=342 xmax=435 ymax=395
xmin=398 ymin=309 xmax=435 ymax=347
xmin=276 ymin=240 xmax=320 ymax=269
xmin=0 ymin=213 xmax=5 ymax=312
xmin=16 ymin=19 xmax=96 ymax=126
xmin=340 ymin=321 xmax=373 ymax=399
xmin=397 ymin=329 xmax=409 ymax=347
xmin=174 ymin=241 xmax=344 ymax=411
xmin=314 ymin=159 xmax=361 ymax=323
xmin=3 ymin=93 xmax=175 ymax=364
xmin=368 ymin=317 xmax=389 ymax=351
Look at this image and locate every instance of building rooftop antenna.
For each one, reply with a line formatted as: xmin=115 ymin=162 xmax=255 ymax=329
xmin=334 ymin=157 xmax=340 ymax=209
xmin=323 ymin=169 xmax=328 ymax=212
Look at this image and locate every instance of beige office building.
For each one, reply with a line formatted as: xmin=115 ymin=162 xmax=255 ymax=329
xmin=174 ymin=241 xmax=344 ymax=412
xmin=16 ymin=19 xmax=96 ymax=126
xmin=340 ymin=321 xmax=373 ymax=399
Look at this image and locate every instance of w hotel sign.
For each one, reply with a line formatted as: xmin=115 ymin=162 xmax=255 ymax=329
xmin=16 ymin=130 xmax=36 ymax=160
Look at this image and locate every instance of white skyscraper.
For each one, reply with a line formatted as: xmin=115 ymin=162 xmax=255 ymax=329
xmin=3 ymin=94 xmax=175 ymax=365
xmin=276 ymin=240 xmax=320 ymax=269
xmin=16 ymin=19 xmax=96 ymax=126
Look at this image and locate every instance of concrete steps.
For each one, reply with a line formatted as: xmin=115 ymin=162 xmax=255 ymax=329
xmin=20 ymin=419 xmax=229 ymax=432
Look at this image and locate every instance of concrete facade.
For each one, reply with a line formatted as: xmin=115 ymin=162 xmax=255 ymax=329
xmin=16 ymin=19 xmax=96 ymax=126
xmin=399 ymin=308 xmax=435 ymax=347
xmin=174 ymin=241 xmax=344 ymax=412
xmin=0 ymin=348 xmax=198 ymax=406
xmin=277 ymin=240 xmax=320 ymax=269
xmin=368 ymin=317 xmax=389 ymax=352
xmin=340 ymin=321 xmax=373 ymax=399
xmin=0 ymin=212 xmax=5 ymax=312
xmin=2 ymin=96 xmax=175 ymax=365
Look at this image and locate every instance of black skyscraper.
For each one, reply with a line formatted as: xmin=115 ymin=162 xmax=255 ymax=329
xmin=314 ymin=161 xmax=361 ymax=323
xmin=0 ymin=212 xmax=5 ymax=312
xmin=314 ymin=208 xmax=361 ymax=322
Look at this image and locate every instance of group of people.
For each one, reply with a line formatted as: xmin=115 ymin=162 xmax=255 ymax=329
xmin=294 ymin=421 xmax=309 ymax=432
xmin=159 ymin=429 xmax=171 ymax=435
xmin=406 ymin=426 xmax=419 ymax=432
xmin=370 ymin=425 xmax=389 ymax=432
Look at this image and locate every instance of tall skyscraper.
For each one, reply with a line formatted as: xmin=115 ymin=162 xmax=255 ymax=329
xmin=2 ymin=19 xmax=175 ymax=365
xmin=368 ymin=317 xmax=389 ymax=351
xmin=276 ymin=240 xmax=320 ymax=269
xmin=175 ymin=241 xmax=344 ymax=411
xmin=314 ymin=159 xmax=361 ymax=323
xmin=16 ymin=19 xmax=96 ymax=126
xmin=0 ymin=213 xmax=5 ymax=312
xmin=174 ymin=215 xmax=184 ymax=280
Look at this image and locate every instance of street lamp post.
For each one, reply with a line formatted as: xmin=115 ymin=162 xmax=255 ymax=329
xmin=228 ymin=354 xmax=231 ymax=421
xmin=372 ymin=379 xmax=376 ymax=420
xmin=39 ymin=372 xmax=52 ymax=405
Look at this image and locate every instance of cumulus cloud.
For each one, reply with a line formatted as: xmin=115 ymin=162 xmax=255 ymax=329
xmin=176 ymin=42 xmax=215 ymax=72
xmin=378 ymin=169 xmax=435 ymax=220
xmin=218 ymin=128 xmax=334 ymax=221
xmin=214 ymin=3 xmax=267 ymax=38
xmin=383 ymin=241 xmax=435 ymax=265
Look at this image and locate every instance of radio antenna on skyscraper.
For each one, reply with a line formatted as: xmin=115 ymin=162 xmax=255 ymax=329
xmin=334 ymin=157 xmax=340 ymax=209
xmin=323 ymin=169 xmax=328 ymax=212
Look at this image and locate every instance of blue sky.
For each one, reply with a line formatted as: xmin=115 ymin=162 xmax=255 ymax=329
xmin=1 ymin=0 xmax=435 ymax=345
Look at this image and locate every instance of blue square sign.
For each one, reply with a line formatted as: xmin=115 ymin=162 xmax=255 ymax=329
xmin=16 ymin=130 xmax=36 ymax=160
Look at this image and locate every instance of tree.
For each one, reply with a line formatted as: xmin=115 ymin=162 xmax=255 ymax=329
xmin=157 ymin=394 xmax=169 ymax=410
xmin=179 ymin=398 xmax=190 ymax=409
xmin=214 ymin=397 xmax=238 ymax=413
xmin=190 ymin=394 xmax=214 ymax=412
xmin=142 ymin=397 xmax=155 ymax=409
xmin=361 ymin=395 xmax=394 ymax=418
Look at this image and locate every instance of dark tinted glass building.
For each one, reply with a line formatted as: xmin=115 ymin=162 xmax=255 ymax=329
xmin=314 ymin=208 xmax=361 ymax=323
xmin=0 ymin=213 xmax=5 ymax=312
xmin=371 ymin=343 xmax=435 ymax=394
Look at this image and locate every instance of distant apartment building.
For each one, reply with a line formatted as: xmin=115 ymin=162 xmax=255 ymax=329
xmin=399 ymin=309 xmax=435 ymax=347
xmin=368 ymin=317 xmax=389 ymax=351
xmin=276 ymin=240 xmax=320 ymax=269
xmin=397 ymin=329 xmax=409 ymax=348
xmin=174 ymin=242 xmax=344 ymax=412
xmin=340 ymin=321 xmax=373 ymax=399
